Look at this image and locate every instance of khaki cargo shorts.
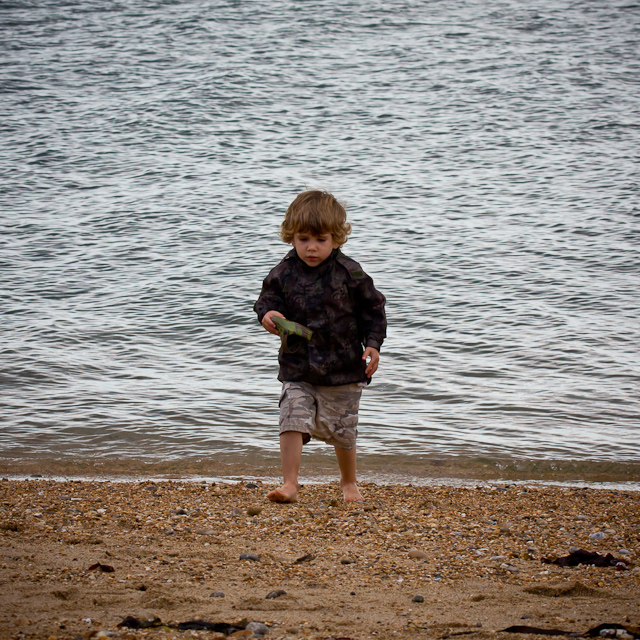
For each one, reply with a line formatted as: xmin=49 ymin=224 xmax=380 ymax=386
xmin=279 ymin=381 xmax=365 ymax=449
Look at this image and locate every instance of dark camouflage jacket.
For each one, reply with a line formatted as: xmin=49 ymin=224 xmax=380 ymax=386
xmin=254 ymin=248 xmax=387 ymax=386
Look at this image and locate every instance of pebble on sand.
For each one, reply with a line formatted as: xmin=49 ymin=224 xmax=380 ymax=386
xmin=246 ymin=621 xmax=269 ymax=635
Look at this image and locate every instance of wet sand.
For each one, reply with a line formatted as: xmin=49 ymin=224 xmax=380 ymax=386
xmin=0 ymin=478 xmax=638 ymax=640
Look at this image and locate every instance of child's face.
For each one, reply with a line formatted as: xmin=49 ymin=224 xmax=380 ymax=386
xmin=292 ymin=231 xmax=339 ymax=267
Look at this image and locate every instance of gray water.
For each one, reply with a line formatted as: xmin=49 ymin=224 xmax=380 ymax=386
xmin=2 ymin=0 xmax=639 ymax=483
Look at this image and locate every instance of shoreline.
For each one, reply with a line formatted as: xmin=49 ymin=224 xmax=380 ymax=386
xmin=3 ymin=473 xmax=640 ymax=494
xmin=1 ymin=478 xmax=639 ymax=640
xmin=2 ymin=454 xmax=640 ymax=490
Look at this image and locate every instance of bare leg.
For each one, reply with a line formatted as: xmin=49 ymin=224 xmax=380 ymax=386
xmin=267 ymin=431 xmax=303 ymax=503
xmin=334 ymin=444 xmax=364 ymax=502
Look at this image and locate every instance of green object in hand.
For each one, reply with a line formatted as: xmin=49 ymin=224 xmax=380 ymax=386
xmin=272 ymin=316 xmax=313 ymax=341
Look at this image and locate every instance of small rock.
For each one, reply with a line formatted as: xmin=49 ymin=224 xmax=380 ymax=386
xmin=490 ymin=555 xmax=507 ymax=562
xmin=231 ymin=507 xmax=244 ymax=517
xmin=329 ymin=499 xmax=340 ymax=507
xmin=247 ymin=506 xmax=263 ymax=516
xmin=340 ymin=558 xmax=355 ymax=565
xmin=500 ymin=563 xmax=520 ymax=573
xmin=245 ymin=483 xmax=258 ymax=489
xmin=294 ymin=554 xmax=315 ymax=564
xmin=87 ymin=563 xmax=114 ymax=573
xmin=210 ymin=591 xmax=225 ymax=598
xmin=618 ymin=549 xmax=630 ymax=555
xmin=408 ymin=550 xmax=427 ymax=559
xmin=412 ymin=595 xmax=425 ymax=603
xmin=590 ymin=532 xmax=605 ymax=540
xmin=174 ymin=507 xmax=188 ymax=515
xmin=597 ymin=629 xmax=626 ymax=639
xmin=266 ymin=589 xmax=286 ymax=599
xmin=246 ymin=622 xmax=269 ymax=635
xmin=240 ymin=553 xmax=260 ymax=562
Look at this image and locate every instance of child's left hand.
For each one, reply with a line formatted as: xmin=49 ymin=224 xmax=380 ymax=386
xmin=363 ymin=347 xmax=380 ymax=378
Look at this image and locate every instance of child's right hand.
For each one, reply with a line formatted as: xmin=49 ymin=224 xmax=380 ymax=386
xmin=262 ymin=310 xmax=285 ymax=336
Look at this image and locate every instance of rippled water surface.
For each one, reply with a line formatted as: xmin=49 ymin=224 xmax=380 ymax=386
xmin=2 ymin=0 xmax=639 ymax=482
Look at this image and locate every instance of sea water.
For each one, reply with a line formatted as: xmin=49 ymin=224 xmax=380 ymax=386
xmin=1 ymin=0 xmax=639 ymax=485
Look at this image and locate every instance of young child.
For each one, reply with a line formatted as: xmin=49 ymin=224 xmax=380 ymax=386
xmin=254 ymin=190 xmax=386 ymax=503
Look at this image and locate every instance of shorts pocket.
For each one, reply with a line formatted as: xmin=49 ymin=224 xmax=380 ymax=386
xmin=335 ymin=412 xmax=358 ymax=448
xmin=338 ymin=412 xmax=359 ymax=429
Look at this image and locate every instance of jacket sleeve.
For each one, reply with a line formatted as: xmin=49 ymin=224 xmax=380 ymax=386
xmin=356 ymin=274 xmax=387 ymax=351
xmin=253 ymin=268 xmax=288 ymax=324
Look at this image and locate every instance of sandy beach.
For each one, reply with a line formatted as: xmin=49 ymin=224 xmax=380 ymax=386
xmin=1 ymin=478 xmax=638 ymax=640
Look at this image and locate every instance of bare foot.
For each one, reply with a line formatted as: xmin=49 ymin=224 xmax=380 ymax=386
xmin=342 ymin=482 xmax=364 ymax=502
xmin=267 ymin=484 xmax=298 ymax=503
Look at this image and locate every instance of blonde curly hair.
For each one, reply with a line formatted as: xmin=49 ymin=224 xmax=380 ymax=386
xmin=280 ymin=190 xmax=351 ymax=246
